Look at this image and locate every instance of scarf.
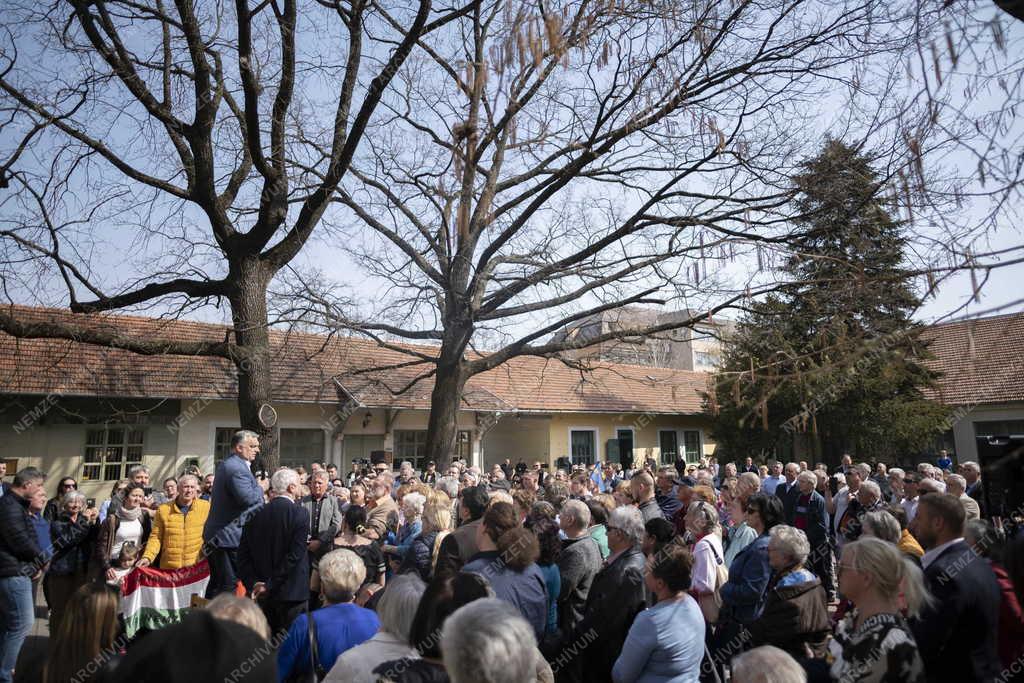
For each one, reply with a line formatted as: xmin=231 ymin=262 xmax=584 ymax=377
xmin=116 ymin=504 xmax=145 ymax=523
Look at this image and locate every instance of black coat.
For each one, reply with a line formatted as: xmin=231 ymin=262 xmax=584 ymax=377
xmin=773 ymin=481 xmax=800 ymax=524
xmin=237 ymin=496 xmax=310 ymax=603
xmin=911 ymin=540 xmax=1000 ymax=683
xmin=0 ymin=490 xmax=41 ymax=577
xmin=399 ymin=529 xmax=438 ymax=582
xmin=571 ymin=546 xmax=646 ymax=682
xmin=49 ymin=514 xmax=97 ymax=576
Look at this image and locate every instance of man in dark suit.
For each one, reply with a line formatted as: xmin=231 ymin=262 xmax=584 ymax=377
xmin=0 ymin=461 xmax=10 ymax=497
xmin=567 ymin=505 xmax=646 ymax=682
xmin=773 ymin=462 xmax=801 ymax=523
xmin=202 ymin=430 xmax=265 ymax=597
xmin=910 ymin=493 xmax=1000 ymax=683
xmin=961 ymin=461 xmax=984 ymax=516
xmin=237 ymin=467 xmax=310 ymax=636
xmin=742 ymin=457 xmax=758 ymax=474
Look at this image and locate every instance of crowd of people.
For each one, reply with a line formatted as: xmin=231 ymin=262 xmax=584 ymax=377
xmin=1 ymin=437 xmax=1023 ymax=683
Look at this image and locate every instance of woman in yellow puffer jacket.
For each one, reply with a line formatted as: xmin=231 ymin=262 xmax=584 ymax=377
xmin=139 ymin=475 xmax=211 ymax=569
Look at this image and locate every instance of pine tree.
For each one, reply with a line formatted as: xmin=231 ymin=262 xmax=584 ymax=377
xmin=708 ymin=140 xmax=949 ymax=463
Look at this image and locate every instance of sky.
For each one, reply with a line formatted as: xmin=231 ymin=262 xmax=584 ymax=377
xmin=1 ymin=0 xmax=1022 ymax=341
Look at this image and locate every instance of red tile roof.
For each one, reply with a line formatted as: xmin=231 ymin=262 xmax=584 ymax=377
xmin=920 ymin=312 xmax=1024 ymax=407
xmin=0 ymin=306 xmax=710 ymax=415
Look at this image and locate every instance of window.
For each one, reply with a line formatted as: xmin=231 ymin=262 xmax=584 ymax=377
xmin=693 ymin=351 xmax=720 ymax=370
xmin=659 ymin=430 xmax=679 ymax=464
xmin=683 ymin=430 xmax=702 ymax=461
xmin=570 ymin=429 xmax=597 ymax=465
xmin=214 ymin=428 xmax=239 ymax=463
xmin=974 ymin=420 xmax=1024 ymax=437
xmin=395 ymin=430 xmax=428 ymax=469
xmin=280 ymin=428 xmax=325 ymax=469
xmin=83 ymin=428 xmax=145 ymax=482
xmin=394 ymin=430 xmax=471 ymax=470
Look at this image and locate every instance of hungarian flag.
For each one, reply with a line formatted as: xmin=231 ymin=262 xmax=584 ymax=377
xmin=121 ymin=560 xmax=211 ymax=638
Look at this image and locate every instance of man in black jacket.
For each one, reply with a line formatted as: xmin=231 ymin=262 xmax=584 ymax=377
xmin=237 ymin=467 xmax=310 ymax=636
xmin=0 ymin=467 xmax=45 ymax=683
xmin=910 ymin=493 xmax=1000 ymax=683
xmin=566 ymin=505 xmax=646 ymax=682
xmin=434 ymin=484 xmax=490 ymax=577
xmin=792 ymin=471 xmax=833 ymax=600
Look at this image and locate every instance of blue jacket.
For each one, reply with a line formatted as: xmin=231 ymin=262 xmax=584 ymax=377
xmin=720 ymin=534 xmax=772 ymax=625
xmin=463 ymin=550 xmax=549 ymax=641
xmin=277 ymin=602 xmax=379 ymax=682
xmin=202 ymin=455 xmax=264 ymax=549
xmin=237 ymin=496 xmax=310 ymax=603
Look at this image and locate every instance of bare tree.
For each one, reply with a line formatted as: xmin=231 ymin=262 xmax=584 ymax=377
xmin=0 ymin=0 xmax=471 ymax=466
xmin=277 ymin=0 xmax=1002 ymax=465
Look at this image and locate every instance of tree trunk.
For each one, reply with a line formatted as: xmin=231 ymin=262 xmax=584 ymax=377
xmin=229 ymin=260 xmax=278 ymax=472
xmin=423 ymin=355 xmax=469 ymax=470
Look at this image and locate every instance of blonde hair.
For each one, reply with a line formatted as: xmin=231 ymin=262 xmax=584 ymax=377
xmin=44 ymin=584 xmax=120 ymax=683
xmin=842 ymin=537 xmax=933 ymax=618
xmin=423 ymin=497 xmax=453 ymax=533
xmin=206 ymin=594 xmax=272 ymax=640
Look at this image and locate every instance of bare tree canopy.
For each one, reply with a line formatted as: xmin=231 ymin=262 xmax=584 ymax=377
xmin=0 ymin=0 xmax=1021 ymax=466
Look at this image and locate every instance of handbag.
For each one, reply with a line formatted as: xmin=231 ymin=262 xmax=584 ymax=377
xmin=698 ymin=540 xmax=729 ymax=624
xmin=285 ymin=604 xmax=326 ymax=683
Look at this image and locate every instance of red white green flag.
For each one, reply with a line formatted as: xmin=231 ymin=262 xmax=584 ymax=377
xmin=121 ymin=560 xmax=210 ymax=637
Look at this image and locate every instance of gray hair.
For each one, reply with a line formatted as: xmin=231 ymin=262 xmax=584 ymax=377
xmin=206 ymin=594 xmax=271 ymax=640
xmin=687 ymin=500 xmax=720 ymax=534
xmin=62 ymin=491 xmax=87 ymax=508
xmin=560 ymin=499 xmax=591 ymax=530
xmin=128 ymin=465 xmax=150 ymax=477
xmin=610 ymin=505 xmax=645 ymax=547
xmin=854 ymin=463 xmax=871 ymax=479
xmin=441 ymin=598 xmax=537 ymax=683
xmin=13 ymin=467 xmax=46 ymax=487
xmin=231 ymin=430 xmax=259 ymax=449
xmin=311 ymin=470 xmax=329 ymax=482
xmin=376 ymin=574 xmax=425 ymax=641
xmin=888 ymin=468 xmax=905 ymax=479
xmin=858 ymin=480 xmax=881 ymax=502
xmin=730 ymin=646 xmax=807 ymax=683
xmin=436 ymin=477 xmax=459 ymax=499
xmin=768 ymin=525 xmax=810 ymax=566
xmin=960 ymin=461 xmax=980 ymax=474
xmin=402 ymin=492 xmax=426 ymax=517
xmin=917 ymin=477 xmax=943 ymax=494
xmin=796 ymin=470 xmax=817 ymax=486
xmin=270 ymin=468 xmax=300 ymax=494
xmin=319 ymin=549 xmax=367 ymax=602
xmin=945 ymin=474 xmax=966 ymax=495
xmin=177 ymin=474 xmax=200 ymax=488
xmin=862 ymin=511 xmax=901 ymax=544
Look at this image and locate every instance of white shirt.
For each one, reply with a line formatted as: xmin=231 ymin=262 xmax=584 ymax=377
xmin=690 ymin=533 xmax=725 ymax=594
xmin=901 ymin=497 xmax=919 ymax=524
xmin=921 ymin=537 xmax=964 ymax=570
xmin=111 ymin=518 xmax=144 ymax=560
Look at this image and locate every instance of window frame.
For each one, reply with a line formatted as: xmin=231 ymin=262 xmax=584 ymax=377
xmin=568 ymin=427 xmax=599 ymax=466
xmin=82 ymin=426 xmax=146 ymax=482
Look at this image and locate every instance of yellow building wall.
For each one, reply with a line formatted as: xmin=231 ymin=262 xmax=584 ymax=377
xmin=546 ymin=412 xmax=715 ymax=467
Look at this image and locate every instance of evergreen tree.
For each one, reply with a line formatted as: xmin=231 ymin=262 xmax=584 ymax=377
xmin=708 ymin=140 xmax=948 ymax=463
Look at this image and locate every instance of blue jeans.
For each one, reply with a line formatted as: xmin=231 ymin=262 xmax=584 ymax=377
xmin=0 ymin=575 xmax=34 ymax=683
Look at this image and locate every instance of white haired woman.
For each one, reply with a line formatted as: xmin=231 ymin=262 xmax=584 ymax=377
xmin=384 ymin=491 xmax=425 ymax=566
xmin=45 ymin=490 xmax=98 ymax=630
xmin=326 ymin=574 xmax=426 ymax=683
xmin=747 ymin=525 xmax=830 ymax=658
xmin=684 ymin=500 xmax=727 ymax=624
xmin=830 ymin=537 xmax=930 ymax=683
xmin=278 ymin=549 xmax=381 ymax=680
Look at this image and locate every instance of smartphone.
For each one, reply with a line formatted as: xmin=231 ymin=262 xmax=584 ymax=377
xmin=86 ymin=498 xmax=96 ymax=508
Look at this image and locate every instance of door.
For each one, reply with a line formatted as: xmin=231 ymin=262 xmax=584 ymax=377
xmin=343 ymin=435 xmax=385 ymax=470
xmin=616 ymin=429 xmax=634 ymax=468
